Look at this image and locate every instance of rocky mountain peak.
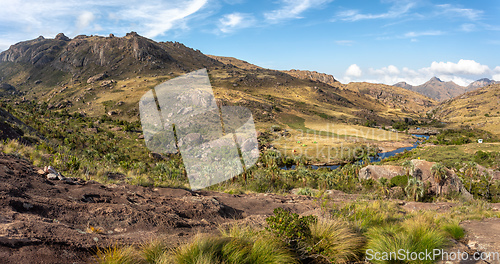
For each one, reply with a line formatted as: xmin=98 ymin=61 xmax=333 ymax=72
xmin=429 ymin=76 xmax=443 ymax=82
xmin=55 ymin=33 xmax=70 ymax=41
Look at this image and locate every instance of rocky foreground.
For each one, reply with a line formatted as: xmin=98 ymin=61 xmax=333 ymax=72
xmin=1 ymin=152 xmax=499 ymax=264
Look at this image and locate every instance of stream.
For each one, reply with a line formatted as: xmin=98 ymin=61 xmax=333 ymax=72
xmin=282 ymin=134 xmax=430 ymax=170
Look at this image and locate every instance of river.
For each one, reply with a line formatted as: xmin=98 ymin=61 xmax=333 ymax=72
xmin=282 ymin=134 xmax=430 ymax=170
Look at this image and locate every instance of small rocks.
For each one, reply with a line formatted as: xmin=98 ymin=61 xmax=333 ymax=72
xmin=47 ymin=173 xmax=59 ymax=180
xmin=87 ymin=73 xmax=108 ymax=84
xmin=100 ymin=80 xmax=115 ymax=87
xmin=40 ymin=166 xmax=78 ymax=184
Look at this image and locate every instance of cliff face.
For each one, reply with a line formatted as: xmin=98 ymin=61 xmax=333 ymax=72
xmin=0 ymin=32 xmax=223 ymax=81
xmin=283 ymin=69 xmax=340 ymax=87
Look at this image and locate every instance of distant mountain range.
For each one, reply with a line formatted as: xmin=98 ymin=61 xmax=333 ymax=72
xmin=393 ymin=77 xmax=499 ymax=101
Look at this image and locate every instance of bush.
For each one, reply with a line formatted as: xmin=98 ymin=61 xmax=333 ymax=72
xmin=265 ymin=208 xmax=317 ymax=247
xmin=390 ymin=175 xmax=408 ymax=188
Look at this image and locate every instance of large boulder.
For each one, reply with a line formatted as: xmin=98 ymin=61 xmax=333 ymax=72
xmin=359 ymin=165 xmax=405 ymax=181
xmin=359 ymin=159 xmax=472 ymax=199
xmin=476 ymin=164 xmax=500 ymax=181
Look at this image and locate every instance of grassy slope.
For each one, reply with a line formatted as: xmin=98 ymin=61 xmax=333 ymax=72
xmin=434 ymin=84 xmax=500 ymax=135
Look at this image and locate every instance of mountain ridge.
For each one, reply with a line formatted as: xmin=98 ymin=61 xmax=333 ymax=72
xmin=394 ymin=77 xmax=498 ymax=101
xmin=0 ymin=32 xmax=418 ymax=130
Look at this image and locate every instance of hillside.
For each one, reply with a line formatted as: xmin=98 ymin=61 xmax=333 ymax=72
xmin=276 ymin=69 xmax=436 ymax=114
xmin=343 ymin=82 xmax=437 ymax=114
xmin=467 ymin=78 xmax=499 ymax=90
xmin=206 ymin=55 xmax=263 ymax=70
xmin=0 ymin=33 xmax=430 ymax=128
xmin=394 ymin=77 xmax=468 ymax=101
xmin=282 ymin=69 xmax=340 ymax=87
xmin=433 ymin=83 xmax=500 ymax=134
xmin=0 ymin=33 xmax=433 ymax=164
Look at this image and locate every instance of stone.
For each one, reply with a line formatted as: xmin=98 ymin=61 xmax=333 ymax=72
xmin=87 ymin=73 xmax=108 ymax=84
xmin=47 ymin=173 xmax=58 ymax=180
xmin=55 ymin=33 xmax=70 ymax=41
xmin=359 ymin=159 xmax=472 ymax=199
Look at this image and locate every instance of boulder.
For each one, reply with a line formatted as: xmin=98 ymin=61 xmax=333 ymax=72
xmin=100 ymin=80 xmax=115 ymax=87
xmin=359 ymin=159 xmax=472 ymax=199
xmin=359 ymin=165 xmax=405 ymax=181
xmin=0 ymin=83 xmax=16 ymax=92
xmin=476 ymin=164 xmax=500 ymax=181
xmin=46 ymin=173 xmax=58 ymax=180
xmin=87 ymin=73 xmax=108 ymax=84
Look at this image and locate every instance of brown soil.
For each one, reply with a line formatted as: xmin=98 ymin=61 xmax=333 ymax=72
xmin=0 ymin=153 xmax=319 ymax=264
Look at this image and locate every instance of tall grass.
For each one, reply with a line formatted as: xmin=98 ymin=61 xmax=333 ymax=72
xmin=94 ymin=245 xmax=141 ymax=264
xmin=331 ymin=200 xmax=405 ymax=232
xmin=305 ymin=218 xmax=364 ymax=263
xmin=172 ymin=233 xmax=297 ymax=264
xmin=366 ymin=216 xmax=447 ymax=264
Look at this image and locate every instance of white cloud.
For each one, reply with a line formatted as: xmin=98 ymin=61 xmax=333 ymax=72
xmin=436 ymin=4 xmax=483 ymax=21
xmin=0 ymin=0 xmax=210 ymax=45
xmin=76 ymin=11 xmax=95 ymax=31
xmin=120 ymin=0 xmax=209 ymax=38
xmin=428 ymin=59 xmax=490 ymax=75
xmin=340 ymin=60 xmax=498 ymax=87
xmin=461 ymin=23 xmax=476 ymax=32
xmin=369 ymin=65 xmax=400 ymax=75
xmin=335 ymin=1 xmax=415 ymax=22
xmin=218 ymin=13 xmax=255 ymax=33
xmin=345 ymin=64 xmax=362 ymax=77
xmin=264 ymin=0 xmax=332 ymax=23
xmin=404 ymin=30 xmax=443 ymax=38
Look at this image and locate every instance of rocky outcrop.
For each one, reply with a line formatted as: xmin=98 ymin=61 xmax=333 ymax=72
xmin=359 ymin=159 xmax=472 ymax=198
xmin=359 ymin=165 xmax=405 ymax=181
xmin=283 ymin=69 xmax=339 ymax=87
xmin=87 ymin=73 xmax=108 ymax=83
xmin=476 ymin=164 xmax=500 ymax=181
xmin=407 ymin=128 xmax=439 ymax=135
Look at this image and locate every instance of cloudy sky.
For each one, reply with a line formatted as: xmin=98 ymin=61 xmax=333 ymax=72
xmin=0 ymin=0 xmax=499 ymax=86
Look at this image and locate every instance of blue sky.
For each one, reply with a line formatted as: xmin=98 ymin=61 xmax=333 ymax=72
xmin=0 ymin=0 xmax=499 ymax=86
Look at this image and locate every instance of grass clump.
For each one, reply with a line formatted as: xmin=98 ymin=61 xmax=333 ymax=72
xmin=331 ymin=200 xmax=405 ymax=232
xmin=365 ymin=216 xmax=447 ymax=264
xmin=306 ymin=218 xmax=364 ymax=263
xmin=172 ymin=233 xmax=297 ymax=264
xmin=94 ymin=245 xmax=141 ymax=264
xmin=440 ymin=221 xmax=465 ymax=240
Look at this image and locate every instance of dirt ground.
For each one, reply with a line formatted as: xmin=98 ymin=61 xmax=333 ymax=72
xmin=0 ymin=152 xmax=499 ymax=264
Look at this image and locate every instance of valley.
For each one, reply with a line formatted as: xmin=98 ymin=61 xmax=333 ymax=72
xmin=0 ymin=33 xmax=500 ymax=264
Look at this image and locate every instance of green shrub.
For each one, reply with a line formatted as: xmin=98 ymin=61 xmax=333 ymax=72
xmin=265 ymin=208 xmax=317 ymax=247
xmin=296 ymin=187 xmax=315 ymax=196
xmin=390 ymin=175 xmax=408 ymax=188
